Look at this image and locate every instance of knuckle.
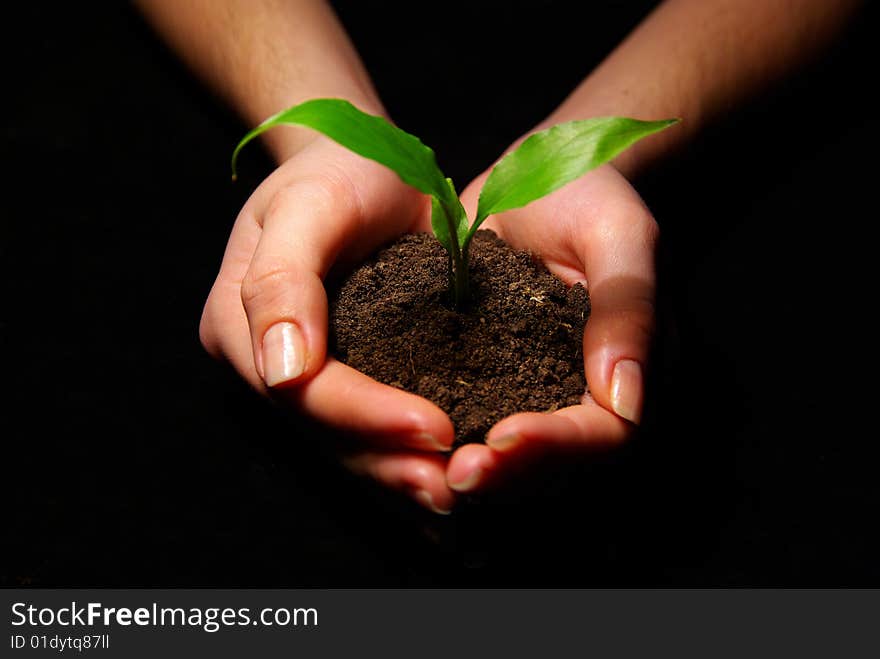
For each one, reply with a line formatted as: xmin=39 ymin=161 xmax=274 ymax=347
xmin=240 ymin=264 xmax=293 ymax=311
xmin=613 ymin=293 xmax=657 ymax=334
xmin=600 ymin=196 xmax=659 ymax=242
xmin=626 ymin=303 xmax=657 ymax=340
xmin=263 ymin=168 xmax=364 ymax=232
xmin=621 ymin=203 xmax=659 ymax=241
xmin=588 ymin=292 xmax=656 ymax=345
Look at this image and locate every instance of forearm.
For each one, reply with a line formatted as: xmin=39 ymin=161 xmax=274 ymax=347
xmin=136 ymin=0 xmax=382 ymax=162
xmin=546 ymin=0 xmax=863 ymax=178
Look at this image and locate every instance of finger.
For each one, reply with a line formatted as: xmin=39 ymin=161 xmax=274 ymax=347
xmin=241 ymin=175 xmax=366 ymax=389
xmin=341 ymin=450 xmax=455 ymax=515
xmin=203 ymin=271 xmax=454 ymax=452
xmin=579 ymin=189 xmax=658 ymax=425
xmin=200 ymin=275 xmax=262 ymax=383
xmin=199 ymin=214 xmax=263 ymax=369
xmin=447 ymin=399 xmax=629 ymax=493
xmin=289 ymin=358 xmax=456 ymax=451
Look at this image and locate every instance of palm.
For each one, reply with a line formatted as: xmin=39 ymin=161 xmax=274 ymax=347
xmin=200 ymin=140 xmax=457 ymax=513
xmin=446 ymin=164 xmax=659 ymax=492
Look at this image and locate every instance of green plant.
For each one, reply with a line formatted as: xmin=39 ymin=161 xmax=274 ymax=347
xmin=232 ymin=98 xmax=677 ymax=307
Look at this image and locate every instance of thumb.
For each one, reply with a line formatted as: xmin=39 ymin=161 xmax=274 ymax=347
xmin=241 ymin=177 xmax=363 ymax=388
xmin=583 ymin=276 xmax=656 ymax=424
xmin=581 ymin=207 xmax=658 ymax=424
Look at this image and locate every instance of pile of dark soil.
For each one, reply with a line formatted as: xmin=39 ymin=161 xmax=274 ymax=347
xmin=329 ymin=230 xmax=589 ymax=445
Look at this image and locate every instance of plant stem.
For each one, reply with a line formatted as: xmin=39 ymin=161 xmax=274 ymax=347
xmin=447 ymin=253 xmax=455 ymax=301
xmin=440 ymin=200 xmax=471 ymax=308
xmin=452 ymin=246 xmax=470 ymax=308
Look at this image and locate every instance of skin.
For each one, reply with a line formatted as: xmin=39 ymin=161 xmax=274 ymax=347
xmin=138 ymin=0 xmax=863 ymax=513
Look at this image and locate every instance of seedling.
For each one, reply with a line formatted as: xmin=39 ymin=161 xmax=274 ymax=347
xmin=232 ymin=99 xmax=677 ymax=307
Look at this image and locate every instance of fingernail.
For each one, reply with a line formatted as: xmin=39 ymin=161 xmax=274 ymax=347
xmin=486 ymin=433 xmax=521 ymax=452
xmin=611 ymin=359 xmax=643 ymax=424
xmin=261 ymin=322 xmax=306 ymax=387
xmin=413 ymin=432 xmax=451 ymax=452
xmin=414 ymin=490 xmax=452 ymax=515
xmin=448 ymin=467 xmax=484 ymax=493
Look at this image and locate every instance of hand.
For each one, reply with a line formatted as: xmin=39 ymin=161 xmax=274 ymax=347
xmin=199 ymin=137 xmax=458 ymax=514
xmin=446 ymin=163 xmax=658 ymax=493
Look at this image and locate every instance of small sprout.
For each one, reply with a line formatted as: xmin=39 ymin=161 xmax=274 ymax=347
xmin=232 ymin=98 xmax=678 ymax=308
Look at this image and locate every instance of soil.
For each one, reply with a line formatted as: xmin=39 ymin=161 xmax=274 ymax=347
xmin=329 ymin=230 xmax=590 ymax=445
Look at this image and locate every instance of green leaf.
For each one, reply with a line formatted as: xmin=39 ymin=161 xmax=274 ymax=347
xmin=430 ymin=178 xmax=470 ymax=256
xmin=231 ymin=98 xmax=456 ymax=209
xmin=470 ymin=117 xmax=679 ymax=241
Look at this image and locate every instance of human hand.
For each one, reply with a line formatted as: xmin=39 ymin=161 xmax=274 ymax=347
xmin=446 ymin=163 xmax=658 ymax=494
xmin=199 ymin=137 xmax=458 ymax=514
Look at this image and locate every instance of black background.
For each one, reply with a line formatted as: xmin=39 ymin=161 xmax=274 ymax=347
xmin=2 ymin=1 xmax=878 ymax=586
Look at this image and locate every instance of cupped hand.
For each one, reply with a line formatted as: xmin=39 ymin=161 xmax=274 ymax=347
xmin=199 ymin=137 xmax=457 ymax=514
xmin=446 ymin=163 xmax=658 ymax=494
